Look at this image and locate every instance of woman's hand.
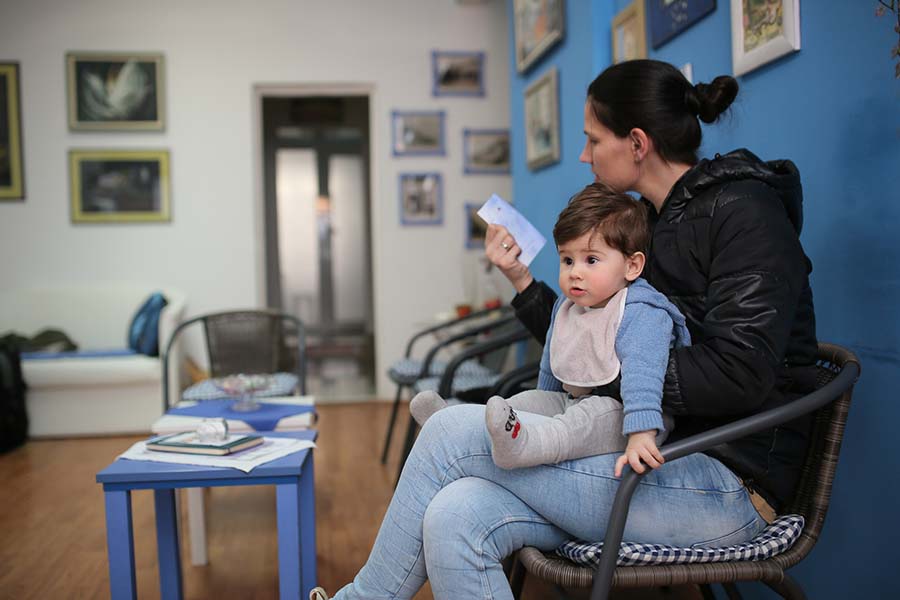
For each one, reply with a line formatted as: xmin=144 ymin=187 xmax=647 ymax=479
xmin=485 ymin=224 xmax=534 ymax=293
xmin=615 ymin=430 xmax=665 ymax=477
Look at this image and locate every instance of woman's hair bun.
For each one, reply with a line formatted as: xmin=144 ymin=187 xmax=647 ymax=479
xmin=686 ymin=75 xmax=738 ymax=123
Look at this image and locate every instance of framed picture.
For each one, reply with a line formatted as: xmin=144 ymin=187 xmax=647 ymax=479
xmin=399 ymin=172 xmax=442 ymax=226
xmin=465 ymin=202 xmax=488 ymax=249
xmin=392 ymin=110 xmax=445 ymax=156
xmin=612 ymin=1 xmax=648 ymax=64
xmin=0 ymin=62 xmax=24 ymax=200
xmin=730 ymin=0 xmax=800 ymax=76
xmin=524 ymin=67 xmax=560 ymax=171
xmin=66 ymin=52 xmax=165 ymax=131
xmin=69 ymin=149 xmax=171 ymax=223
xmin=513 ymin=0 xmax=565 ymax=73
xmin=648 ymin=0 xmax=717 ymax=49
xmin=431 ymin=51 xmax=484 ymax=97
xmin=463 ymin=129 xmax=510 ymax=174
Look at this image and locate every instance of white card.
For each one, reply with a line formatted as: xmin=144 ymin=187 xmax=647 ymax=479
xmin=476 ymin=194 xmax=547 ymax=267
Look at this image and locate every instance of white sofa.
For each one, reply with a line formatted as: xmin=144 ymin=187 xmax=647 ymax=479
xmin=0 ymin=284 xmax=186 ymax=437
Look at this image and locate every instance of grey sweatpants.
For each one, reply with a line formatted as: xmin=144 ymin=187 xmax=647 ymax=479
xmin=504 ymin=389 xmax=672 ymax=463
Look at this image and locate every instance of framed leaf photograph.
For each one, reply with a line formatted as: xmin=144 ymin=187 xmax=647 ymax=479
xmin=0 ymin=62 xmax=24 ymax=200
xmin=392 ymin=110 xmax=445 ymax=156
xmin=513 ymin=0 xmax=565 ymax=73
xmin=730 ymin=0 xmax=800 ymax=76
xmin=524 ymin=67 xmax=560 ymax=171
xmin=66 ymin=52 xmax=165 ymax=131
xmin=69 ymin=149 xmax=171 ymax=223
xmin=399 ymin=172 xmax=442 ymax=226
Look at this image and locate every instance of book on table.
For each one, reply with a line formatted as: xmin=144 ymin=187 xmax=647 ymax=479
xmin=146 ymin=432 xmax=264 ymax=456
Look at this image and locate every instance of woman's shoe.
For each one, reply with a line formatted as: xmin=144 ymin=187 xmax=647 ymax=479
xmin=309 ymin=587 xmax=330 ymax=600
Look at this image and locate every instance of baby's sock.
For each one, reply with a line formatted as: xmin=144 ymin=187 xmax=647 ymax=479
xmin=409 ymin=390 xmax=448 ymax=426
xmin=486 ymin=396 xmax=560 ymax=469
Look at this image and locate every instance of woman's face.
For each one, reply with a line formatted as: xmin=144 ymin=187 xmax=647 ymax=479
xmin=579 ymin=101 xmax=638 ymax=193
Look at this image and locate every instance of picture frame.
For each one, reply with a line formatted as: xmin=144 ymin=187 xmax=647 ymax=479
xmin=513 ymin=0 xmax=565 ymax=73
xmin=392 ymin=110 xmax=445 ymax=156
xmin=399 ymin=172 xmax=442 ymax=226
xmin=69 ymin=149 xmax=171 ymax=223
xmin=523 ymin=67 xmax=560 ymax=171
xmin=648 ymin=0 xmax=717 ymax=49
xmin=0 ymin=62 xmax=24 ymax=200
xmin=730 ymin=0 xmax=800 ymax=76
xmin=66 ymin=52 xmax=165 ymax=131
xmin=464 ymin=202 xmax=488 ymax=249
xmin=612 ymin=1 xmax=648 ymax=64
xmin=463 ymin=129 xmax=510 ymax=174
xmin=431 ymin=50 xmax=484 ymax=97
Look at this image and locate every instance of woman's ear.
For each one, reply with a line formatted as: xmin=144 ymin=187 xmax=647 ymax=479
xmin=625 ymin=251 xmax=646 ymax=281
xmin=629 ymin=128 xmax=652 ymax=162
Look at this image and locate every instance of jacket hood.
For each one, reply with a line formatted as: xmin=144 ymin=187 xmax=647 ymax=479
xmin=664 ymin=148 xmax=804 ymax=233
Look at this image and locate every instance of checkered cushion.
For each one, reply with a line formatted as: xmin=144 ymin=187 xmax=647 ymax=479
xmin=413 ymin=370 xmax=502 ymax=395
xmin=389 ymin=358 xmax=493 ymax=385
xmin=555 ymin=514 xmax=804 ymax=567
xmin=182 ymin=372 xmax=299 ymax=402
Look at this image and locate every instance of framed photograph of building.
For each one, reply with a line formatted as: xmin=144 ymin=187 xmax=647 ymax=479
xmin=431 ymin=50 xmax=484 ymax=97
xmin=66 ymin=52 xmax=165 ymax=131
xmin=399 ymin=172 xmax=442 ymax=226
xmin=465 ymin=202 xmax=488 ymax=248
xmin=648 ymin=0 xmax=716 ymax=49
xmin=612 ymin=1 xmax=648 ymax=64
xmin=392 ymin=110 xmax=445 ymax=156
xmin=463 ymin=129 xmax=510 ymax=174
xmin=524 ymin=67 xmax=559 ymax=171
xmin=69 ymin=149 xmax=171 ymax=223
xmin=730 ymin=0 xmax=800 ymax=76
xmin=0 ymin=62 xmax=24 ymax=200
xmin=513 ymin=0 xmax=565 ymax=73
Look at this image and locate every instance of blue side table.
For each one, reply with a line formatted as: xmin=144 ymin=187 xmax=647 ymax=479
xmin=96 ymin=430 xmax=317 ymax=599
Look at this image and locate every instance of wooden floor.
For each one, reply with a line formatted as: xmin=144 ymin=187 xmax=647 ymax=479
xmin=0 ymin=402 xmax=702 ymax=599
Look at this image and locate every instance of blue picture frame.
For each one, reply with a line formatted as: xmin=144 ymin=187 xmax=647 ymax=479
xmin=647 ymin=0 xmax=717 ymax=50
xmin=431 ymin=50 xmax=484 ymax=97
xmin=463 ymin=128 xmax=510 ymax=175
xmin=391 ymin=110 xmax=445 ymax=156
xmin=399 ymin=172 xmax=443 ymax=226
xmin=464 ymin=202 xmax=487 ymax=249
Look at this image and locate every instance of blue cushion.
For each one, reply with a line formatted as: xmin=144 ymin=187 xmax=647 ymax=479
xmin=182 ymin=372 xmax=299 ymax=402
xmin=555 ymin=514 xmax=804 ymax=567
xmin=127 ymin=292 xmax=168 ymax=356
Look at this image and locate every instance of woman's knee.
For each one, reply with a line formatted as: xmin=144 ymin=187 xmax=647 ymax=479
xmin=417 ymin=403 xmax=487 ymax=447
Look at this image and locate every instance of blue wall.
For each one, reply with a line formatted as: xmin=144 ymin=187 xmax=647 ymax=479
xmin=507 ymin=1 xmax=900 ymax=597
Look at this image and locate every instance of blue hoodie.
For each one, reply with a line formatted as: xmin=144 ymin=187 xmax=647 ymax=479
xmin=537 ymin=277 xmax=691 ymax=435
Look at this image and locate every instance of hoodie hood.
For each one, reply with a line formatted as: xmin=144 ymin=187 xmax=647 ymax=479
xmin=662 ymin=148 xmax=804 ymax=233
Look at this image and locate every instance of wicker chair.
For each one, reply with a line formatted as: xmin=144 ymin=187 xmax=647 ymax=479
xmin=511 ymin=342 xmax=860 ymax=600
xmin=160 ymin=309 xmax=306 ymax=410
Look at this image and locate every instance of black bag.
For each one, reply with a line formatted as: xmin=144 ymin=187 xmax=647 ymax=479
xmin=0 ymin=339 xmax=28 ymax=452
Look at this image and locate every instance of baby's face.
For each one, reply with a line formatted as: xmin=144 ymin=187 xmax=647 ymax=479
xmin=557 ymin=232 xmax=633 ymax=309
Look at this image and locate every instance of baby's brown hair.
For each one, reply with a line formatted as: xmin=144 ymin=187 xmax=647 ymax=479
xmin=552 ymin=182 xmax=649 ymax=257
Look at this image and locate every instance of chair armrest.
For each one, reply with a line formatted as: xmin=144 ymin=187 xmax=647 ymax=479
xmin=418 ymin=315 xmax=519 ymax=379
xmin=403 ymin=305 xmax=512 ymax=357
xmin=589 ymin=358 xmax=861 ymax=600
xmin=437 ymin=326 xmax=531 ymax=398
xmin=491 ymin=361 xmax=540 ymax=398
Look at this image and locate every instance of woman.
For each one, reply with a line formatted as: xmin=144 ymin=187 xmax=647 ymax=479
xmin=311 ymin=59 xmax=817 ymax=600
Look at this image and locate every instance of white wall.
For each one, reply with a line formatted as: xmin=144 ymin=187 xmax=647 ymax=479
xmin=0 ymin=0 xmax=513 ymax=398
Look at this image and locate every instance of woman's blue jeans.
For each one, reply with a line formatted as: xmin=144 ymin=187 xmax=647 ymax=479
xmin=334 ymin=404 xmax=765 ymax=600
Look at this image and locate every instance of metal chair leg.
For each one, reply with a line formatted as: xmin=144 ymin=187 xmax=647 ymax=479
xmin=508 ymin=554 xmax=526 ymax=600
xmin=699 ymin=584 xmax=717 ymax=600
xmin=381 ymin=385 xmax=404 ymax=464
xmin=764 ymin=573 xmax=806 ymax=600
xmin=395 ymin=414 xmax=418 ymax=487
xmin=722 ymin=582 xmax=744 ymax=599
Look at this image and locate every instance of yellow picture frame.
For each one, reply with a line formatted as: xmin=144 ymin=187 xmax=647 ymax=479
xmin=69 ymin=149 xmax=171 ymax=223
xmin=0 ymin=62 xmax=24 ymax=200
xmin=612 ymin=1 xmax=648 ymax=64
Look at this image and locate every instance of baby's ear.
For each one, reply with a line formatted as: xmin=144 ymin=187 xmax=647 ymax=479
xmin=625 ymin=251 xmax=646 ymax=281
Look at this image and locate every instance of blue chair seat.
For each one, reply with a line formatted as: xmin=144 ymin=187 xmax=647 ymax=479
xmin=182 ymin=372 xmax=299 ymax=402
xmin=556 ymin=514 xmax=804 ymax=567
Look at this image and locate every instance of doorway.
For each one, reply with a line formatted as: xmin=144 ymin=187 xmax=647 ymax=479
xmin=259 ymin=92 xmax=374 ymax=402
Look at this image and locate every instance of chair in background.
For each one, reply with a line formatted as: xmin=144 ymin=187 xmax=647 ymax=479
xmin=510 ymin=343 xmax=861 ymax=600
xmin=381 ymin=305 xmax=514 ymax=463
xmin=161 ymin=309 xmax=306 ymax=411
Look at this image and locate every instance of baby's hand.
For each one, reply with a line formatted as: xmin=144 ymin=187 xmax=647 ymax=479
xmin=614 ymin=430 xmax=664 ymax=477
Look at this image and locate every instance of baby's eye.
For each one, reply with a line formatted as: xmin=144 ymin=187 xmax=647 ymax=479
xmin=562 ymin=257 xmax=573 ymax=266
xmin=587 ymin=256 xmax=599 ymax=265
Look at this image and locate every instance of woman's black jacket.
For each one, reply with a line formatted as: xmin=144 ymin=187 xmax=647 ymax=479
xmin=512 ymin=149 xmax=818 ymax=510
